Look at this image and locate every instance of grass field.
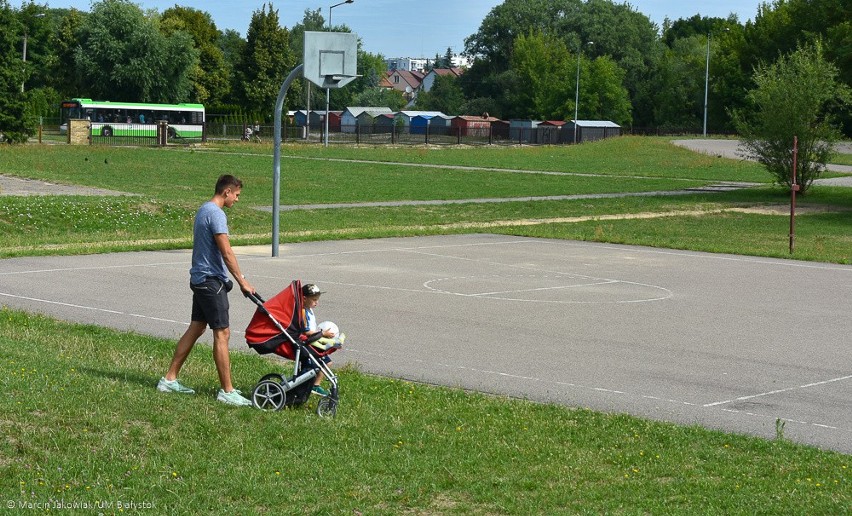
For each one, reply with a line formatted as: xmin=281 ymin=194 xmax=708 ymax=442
xmin=1 ymin=137 xmax=850 ymax=512
xmin=1 ymin=137 xmax=851 ymax=262
xmin=1 ymin=309 xmax=848 ymax=514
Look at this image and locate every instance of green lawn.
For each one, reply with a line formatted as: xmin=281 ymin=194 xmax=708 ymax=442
xmin=1 ymin=138 xmax=850 ymax=262
xmin=1 ymin=309 xmax=848 ymax=514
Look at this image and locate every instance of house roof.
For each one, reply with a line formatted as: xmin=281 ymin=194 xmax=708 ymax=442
xmin=431 ymin=67 xmax=465 ymax=78
xmin=398 ymin=110 xmax=447 ymax=118
xmin=540 ymin=120 xmax=568 ymax=127
xmin=571 ymin=120 xmax=622 ymax=128
xmin=345 ymin=107 xmax=393 ymax=117
xmin=378 ymin=74 xmax=394 ymax=88
xmin=389 ymin=70 xmax=425 ymax=88
xmin=456 ymin=115 xmax=501 ymax=123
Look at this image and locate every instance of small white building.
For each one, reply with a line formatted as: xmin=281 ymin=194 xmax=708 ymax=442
xmin=386 ymin=57 xmax=431 ymax=72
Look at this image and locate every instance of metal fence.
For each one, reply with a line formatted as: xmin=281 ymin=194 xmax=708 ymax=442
xmin=36 ymin=116 xmax=729 ymax=147
xmin=36 ymin=118 xmax=204 ymax=146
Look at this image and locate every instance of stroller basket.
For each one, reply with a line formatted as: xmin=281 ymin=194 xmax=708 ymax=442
xmin=244 ymin=280 xmax=339 ymax=416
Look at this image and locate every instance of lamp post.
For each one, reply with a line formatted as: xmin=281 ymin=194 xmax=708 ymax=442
xmin=703 ymin=28 xmax=728 ymax=137
xmin=21 ymin=12 xmax=46 ymax=93
xmin=574 ymin=41 xmax=592 ymax=144
xmin=325 ymin=0 xmax=354 ymax=146
xmin=702 ymin=33 xmax=711 ymax=137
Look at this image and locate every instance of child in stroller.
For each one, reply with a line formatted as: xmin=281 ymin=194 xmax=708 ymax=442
xmin=244 ymin=280 xmax=342 ymax=416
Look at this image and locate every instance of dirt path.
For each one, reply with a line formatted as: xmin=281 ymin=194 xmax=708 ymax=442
xmin=0 ymin=175 xmax=131 ymax=196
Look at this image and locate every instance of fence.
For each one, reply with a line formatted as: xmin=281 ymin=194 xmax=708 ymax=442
xmin=36 ymin=116 xmax=730 ymax=147
xmin=37 ymin=118 xmax=205 ymax=146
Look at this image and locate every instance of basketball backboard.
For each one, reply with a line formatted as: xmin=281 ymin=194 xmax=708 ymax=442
xmin=303 ymin=31 xmax=358 ymax=89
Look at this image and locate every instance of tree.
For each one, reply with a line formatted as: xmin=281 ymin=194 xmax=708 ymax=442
xmin=463 ymin=0 xmax=662 ymax=126
xmin=584 ymin=56 xmax=632 ymax=126
xmin=733 ymin=43 xmax=851 ymax=193
xmin=217 ymin=28 xmax=245 ymax=111
xmin=18 ymin=2 xmax=53 ymax=95
xmin=415 ymin=74 xmax=465 ymax=114
xmin=509 ymin=31 xmax=574 ymax=119
xmin=49 ymin=9 xmax=86 ymax=98
xmin=74 ymin=0 xmax=198 ymax=103
xmin=0 ymin=0 xmax=30 ymax=142
xmin=331 ymin=49 xmax=386 ymax=111
xmin=738 ymin=0 xmax=852 ymax=134
xmin=161 ymin=6 xmax=230 ymax=106
xmin=237 ymin=3 xmax=297 ymax=115
xmin=351 ymin=87 xmax=406 ymax=111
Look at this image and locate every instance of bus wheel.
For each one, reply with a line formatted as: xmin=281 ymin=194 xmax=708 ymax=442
xmin=102 ymin=126 xmax=113 ymax=137
xmin=167 ymin=127 xmax=177 ymax=139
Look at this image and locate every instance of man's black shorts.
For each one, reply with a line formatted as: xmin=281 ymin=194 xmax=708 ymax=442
xmin=190 ymin=277 xmax=233 ymax=329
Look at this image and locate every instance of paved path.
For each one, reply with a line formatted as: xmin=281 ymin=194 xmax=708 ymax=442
xmin=0 ymin=175 xmax=131 ymax=196
xmin=673 ymin=139 xmax=852 ymax=184
xmin=260 ymin=183 xmax=756 ymax=212
xmin=1 ymin=235 xmax=849 ymax=454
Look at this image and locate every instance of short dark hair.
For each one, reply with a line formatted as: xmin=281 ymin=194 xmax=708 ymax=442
xmin=215 ymin=174 xmax=243 ymax=195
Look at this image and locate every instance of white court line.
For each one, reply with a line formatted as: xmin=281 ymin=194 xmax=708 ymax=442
xmin=469 ymin=280 xmax=618 ymax=297
xmin=703 ymin=375 xmax=852 ymax=407
xmin=0 ymin=291 xmax=201 ymax=330
xmin=0 ymin=260 xmax=189 ymax=276
xmin=262 ymin=237 xmax=852 ymax=274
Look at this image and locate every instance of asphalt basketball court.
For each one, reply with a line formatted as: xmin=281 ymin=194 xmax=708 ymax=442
xmin=1 ymin=233 xmax=850 ymax=453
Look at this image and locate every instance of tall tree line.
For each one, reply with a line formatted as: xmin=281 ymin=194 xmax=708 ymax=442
xmin=1 ymin=0 xmax=849 ymax=142
xmin=459 ymin=0 xmax=850 ymax=133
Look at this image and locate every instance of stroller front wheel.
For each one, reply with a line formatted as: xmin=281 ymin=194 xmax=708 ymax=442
xmin=252 ymin=380 xmax=287 ymax=411
xmin=316 ymin=396 xmax=338 ymax=418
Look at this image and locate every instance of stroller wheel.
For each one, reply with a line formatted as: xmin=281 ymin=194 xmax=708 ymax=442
xmin=316 ymin=396 xmax=337 ymax=418
xmin=252 ymin=380 xmax=287 ymax=411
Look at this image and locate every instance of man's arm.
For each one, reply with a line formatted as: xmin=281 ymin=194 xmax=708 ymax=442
xmin=214 ymin=233 xmax=255 ymax=295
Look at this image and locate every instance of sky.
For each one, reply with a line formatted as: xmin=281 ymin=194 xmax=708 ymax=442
xmin=43 ymin=0 xmax=764 ymax=58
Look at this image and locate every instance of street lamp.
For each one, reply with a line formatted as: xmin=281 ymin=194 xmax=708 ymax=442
xmin=325 ymin=0 xmax=354 ymax=146
xmin=574 ymin=41 xmax=592 ymax=144
xmin=703 ymin=28 xmax=729 ymax=137
xmin=21 ymin=12 xmax=46 ymax=93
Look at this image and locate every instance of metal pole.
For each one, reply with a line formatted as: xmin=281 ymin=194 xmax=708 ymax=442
xmin=22 ymin=13 xmax=45 ymax=93
xmin=573 ymin=41 xmax=592 ymax=144
xmin=21 ymin=30 xmax=27 ymax=93
xmin=703 ymin=33 xmax=710 ymax=137
xmin=789 ymin=136 xmax=799 ymax=254
xmin=325 ymin=6 xmax=332 ymax=147
xmin=272 ymin=64 xmax=304 ymax=257
xmin=574 ymin=49 xmax=580 ymax=144
xmin=325 ymin=1 xmax=353 ymax=147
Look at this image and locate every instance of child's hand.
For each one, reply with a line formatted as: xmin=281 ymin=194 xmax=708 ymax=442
xmin=322 ymin=328 xmax=336 ymax=338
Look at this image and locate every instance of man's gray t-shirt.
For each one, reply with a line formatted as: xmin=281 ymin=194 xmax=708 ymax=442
xmin=189 ymin=201 xmax=229 ymax=285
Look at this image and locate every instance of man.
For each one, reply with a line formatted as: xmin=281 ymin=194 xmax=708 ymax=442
xmin=157 ymin=174 xmax=256 ymax=406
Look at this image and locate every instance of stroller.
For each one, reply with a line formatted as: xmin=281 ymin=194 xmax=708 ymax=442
xmin=244 ymin=280 xmax=340 ymax=417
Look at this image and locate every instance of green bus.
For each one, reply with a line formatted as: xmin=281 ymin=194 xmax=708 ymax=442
xmin=60 ymin=98 xmax=205 ymax=138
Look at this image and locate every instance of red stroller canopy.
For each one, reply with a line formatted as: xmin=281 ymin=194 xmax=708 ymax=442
xmin=245 ymin=280 xmax=304 ymax=358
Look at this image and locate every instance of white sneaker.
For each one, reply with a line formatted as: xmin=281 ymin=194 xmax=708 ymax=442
xmin=157 ymin=377 xmax=195 ymax=394
xmin=217 ymin=389 xmax=252 ymax=406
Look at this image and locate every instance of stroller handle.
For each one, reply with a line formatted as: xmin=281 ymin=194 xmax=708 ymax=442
xmin=245 ymin=291 xmax=266 ymax=306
